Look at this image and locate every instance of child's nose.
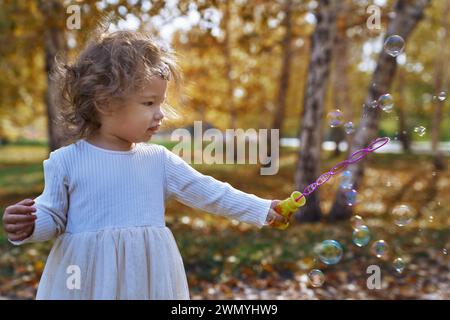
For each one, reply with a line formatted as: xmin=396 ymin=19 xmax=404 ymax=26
xmin=154 ymin=110 xmax=165 ymax=121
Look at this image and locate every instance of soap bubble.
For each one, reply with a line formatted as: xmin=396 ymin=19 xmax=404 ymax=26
xmin=342 ymin=170 xmax=352 ymax=179
xmin=352 ymin=225 xmax=371 ymax=247
xmin=369 ymin=100 xmax=378 ymax=109
xmin=351 ymin=215 xmax=365 ymax=229
xmin=327 ymin=109 xmax=343 ymax=127
xmin=344 ymin=189 xmax=357 ymax=206
xmin=393 ymin=257 xmax=406 ymax=274
xmin=308 ymin=269 xmax=325 ymax=287
xmin=340 ymin=170 xmax=353 ymax=189
xmin=392 ymin=204 xmax=415 ymax=227
xmin=383 ymin=35 xmax=405 ymax=57
xmin=414 ymin=126 xmax=426 ymax=137
xmin=378 ymin=94 xmax=394 ymax=113
xmin=344 ymin=122 xmax=355 ymax=134
xmin=340 ymin=180 xmax=353 ymax=190
xmin=371 ymin=240 xmax=389 ymax=259
xmin=438 ymin=91 xmax=447 ymax=101
xmin=317 ymin=240 xmax=343 ymax=265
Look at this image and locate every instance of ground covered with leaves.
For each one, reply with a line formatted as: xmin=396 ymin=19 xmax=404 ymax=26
xmin=0 ymin=144 xmax=449 ymax=299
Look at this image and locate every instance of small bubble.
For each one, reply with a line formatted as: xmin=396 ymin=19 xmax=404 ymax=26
xmin=340 ymin=170 xmax=353 ymax=189
xmin=342 ymin=170 xmax=352 ymax=179
xmin=388 ymin=11 xmax=397 ymax=19
xmin=371 ymin=240 xmax=389 ymax=259
xmin=378 ymin=93 xmax=394 ymax=113
xmin=438 ymin=91 xmax=447 ymax=101
xmin=327 ymin=109 xmax=344 ymax=127
xmin=443 ymin=249 xmax=448 ymax=255
xmin=384 ymin=35 xmax=405 ymax=57
xmin=352 ymin=225 xmax=371 ymax=247
xmin=308 ymin=269 xmax=325 ymax=287
xmin=340 ymin=181 xmax=353 ymax=190
xmin=414 ymin=126 xmax=426 ymax=137
xmin=392 ymin=204 xmax=415 ymax=227
xmin=344 ymin=122 xmax=355 ymax=134
xmin=351 ymin=215 xmax=365 ymax=229
xmin=369 ymin=100 xmax=378 ymax=109
xmin=344 ymin=189 xmax=358 ymax=206
xmin=393 ymin=257 xmax=406 ymax=274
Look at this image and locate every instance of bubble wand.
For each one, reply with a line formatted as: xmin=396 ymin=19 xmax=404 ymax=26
xmin=270 ymin=137 xmax=390 ymax=229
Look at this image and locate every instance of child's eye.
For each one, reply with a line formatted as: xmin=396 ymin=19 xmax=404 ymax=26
xmin=142 ymin=101 xmax=154 ymax=107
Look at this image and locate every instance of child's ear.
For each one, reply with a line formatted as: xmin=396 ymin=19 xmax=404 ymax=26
xmin=94 ymin=98 xmax=114 ymax=116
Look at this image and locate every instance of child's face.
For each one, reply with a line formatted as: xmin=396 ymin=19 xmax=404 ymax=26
xmin=103 ymin=76 xmax=167 ymax=143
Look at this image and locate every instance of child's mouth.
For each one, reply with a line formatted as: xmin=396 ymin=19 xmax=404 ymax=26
xmin=147 ymin=125 xmax=160 ymax=132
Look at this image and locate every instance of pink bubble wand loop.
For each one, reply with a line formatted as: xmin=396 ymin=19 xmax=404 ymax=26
xmin=270 ymin=137 xmax=390 ymax=230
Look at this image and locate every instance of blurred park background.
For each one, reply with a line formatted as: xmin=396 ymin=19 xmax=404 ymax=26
xmin=0 ymin=0 xmax=449 ymax=299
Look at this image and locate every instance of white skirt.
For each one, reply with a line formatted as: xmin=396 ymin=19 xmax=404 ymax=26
xmin=35 ymin=225 xmax=190 ymax=300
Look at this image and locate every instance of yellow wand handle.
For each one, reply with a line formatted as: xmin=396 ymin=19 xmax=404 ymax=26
xmin=271 ymin=191 xmax=306 ymax=230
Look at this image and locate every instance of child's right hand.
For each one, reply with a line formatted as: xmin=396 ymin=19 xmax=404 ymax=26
xmin=2 ymin=198 xmax=37 ymax=242
xmin=265 ymin=200 xmax=289 ymax=227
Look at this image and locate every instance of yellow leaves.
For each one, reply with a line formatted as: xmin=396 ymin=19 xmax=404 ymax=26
xmin=34 ymin=261 xmax=45 ymax=274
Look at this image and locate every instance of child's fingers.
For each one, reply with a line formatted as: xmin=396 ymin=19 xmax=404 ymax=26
xmin=267 ymin=209 xmax=289 ymax=225
xmin=3 ymin=213 xmax=37 ymax=224
xmin=5 ymin=205 xmax=36 ymax=216
xmin=5 ymin=221 xmax=34 ymax=233
xmin=270 ymin=200 xmax=282 ymax=209
xmin=8 ymin=232 xmax=31 ymax=242
xmin=16 ymin=198 xmax=35 ymax=206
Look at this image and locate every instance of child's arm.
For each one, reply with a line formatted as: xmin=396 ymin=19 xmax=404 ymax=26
xmin=162 ymin=147 xmax=277 ymax=228
xmin=6 ymin=152 xmax=69 ymax=245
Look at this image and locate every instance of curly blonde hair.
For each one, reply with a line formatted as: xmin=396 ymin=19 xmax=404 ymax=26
xmin=53 ymin=29 xmax=182 ymax=145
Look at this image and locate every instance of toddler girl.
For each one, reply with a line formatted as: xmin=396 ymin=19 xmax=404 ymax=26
xmin=2 ymin=30 xmax=287 ymax=299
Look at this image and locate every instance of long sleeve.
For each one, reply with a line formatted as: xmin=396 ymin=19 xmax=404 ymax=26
xmin=8 ymin=151 xmax=69 ymax=246
xmin=162 ymin=147 xmax=272 ymax=228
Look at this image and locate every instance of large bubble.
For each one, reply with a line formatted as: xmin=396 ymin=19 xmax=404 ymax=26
xmin=317 ymin=240 xmax=344 ymax=265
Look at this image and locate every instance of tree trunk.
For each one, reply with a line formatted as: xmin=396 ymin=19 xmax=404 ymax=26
xmin=330 ymin=0 xmax=351 ymax=157
xmin=268 ymin=0 xmax=293 ymax=158
xmin=396 ymin=70 xmax=411 ymax=152
xmin=38 ymin=0 xmax=67 ymax=152
xmin=223 ymin=0 xmax=237 ymax=130
xmin=271 ymin=0 xmax=293 ymax=135
xmin=295 ymin=0 xmax=337 ymax=223
xmin=222 ymin=0 xmax=238 ymax=160
xmin=328 ymin=0 xmax=430 ymax=222
xmin=431 ymin=0 xmax=449 ymax=171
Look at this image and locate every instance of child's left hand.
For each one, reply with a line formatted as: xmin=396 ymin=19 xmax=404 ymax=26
xmin=265 ymin=200 xmax=289 ymax=227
